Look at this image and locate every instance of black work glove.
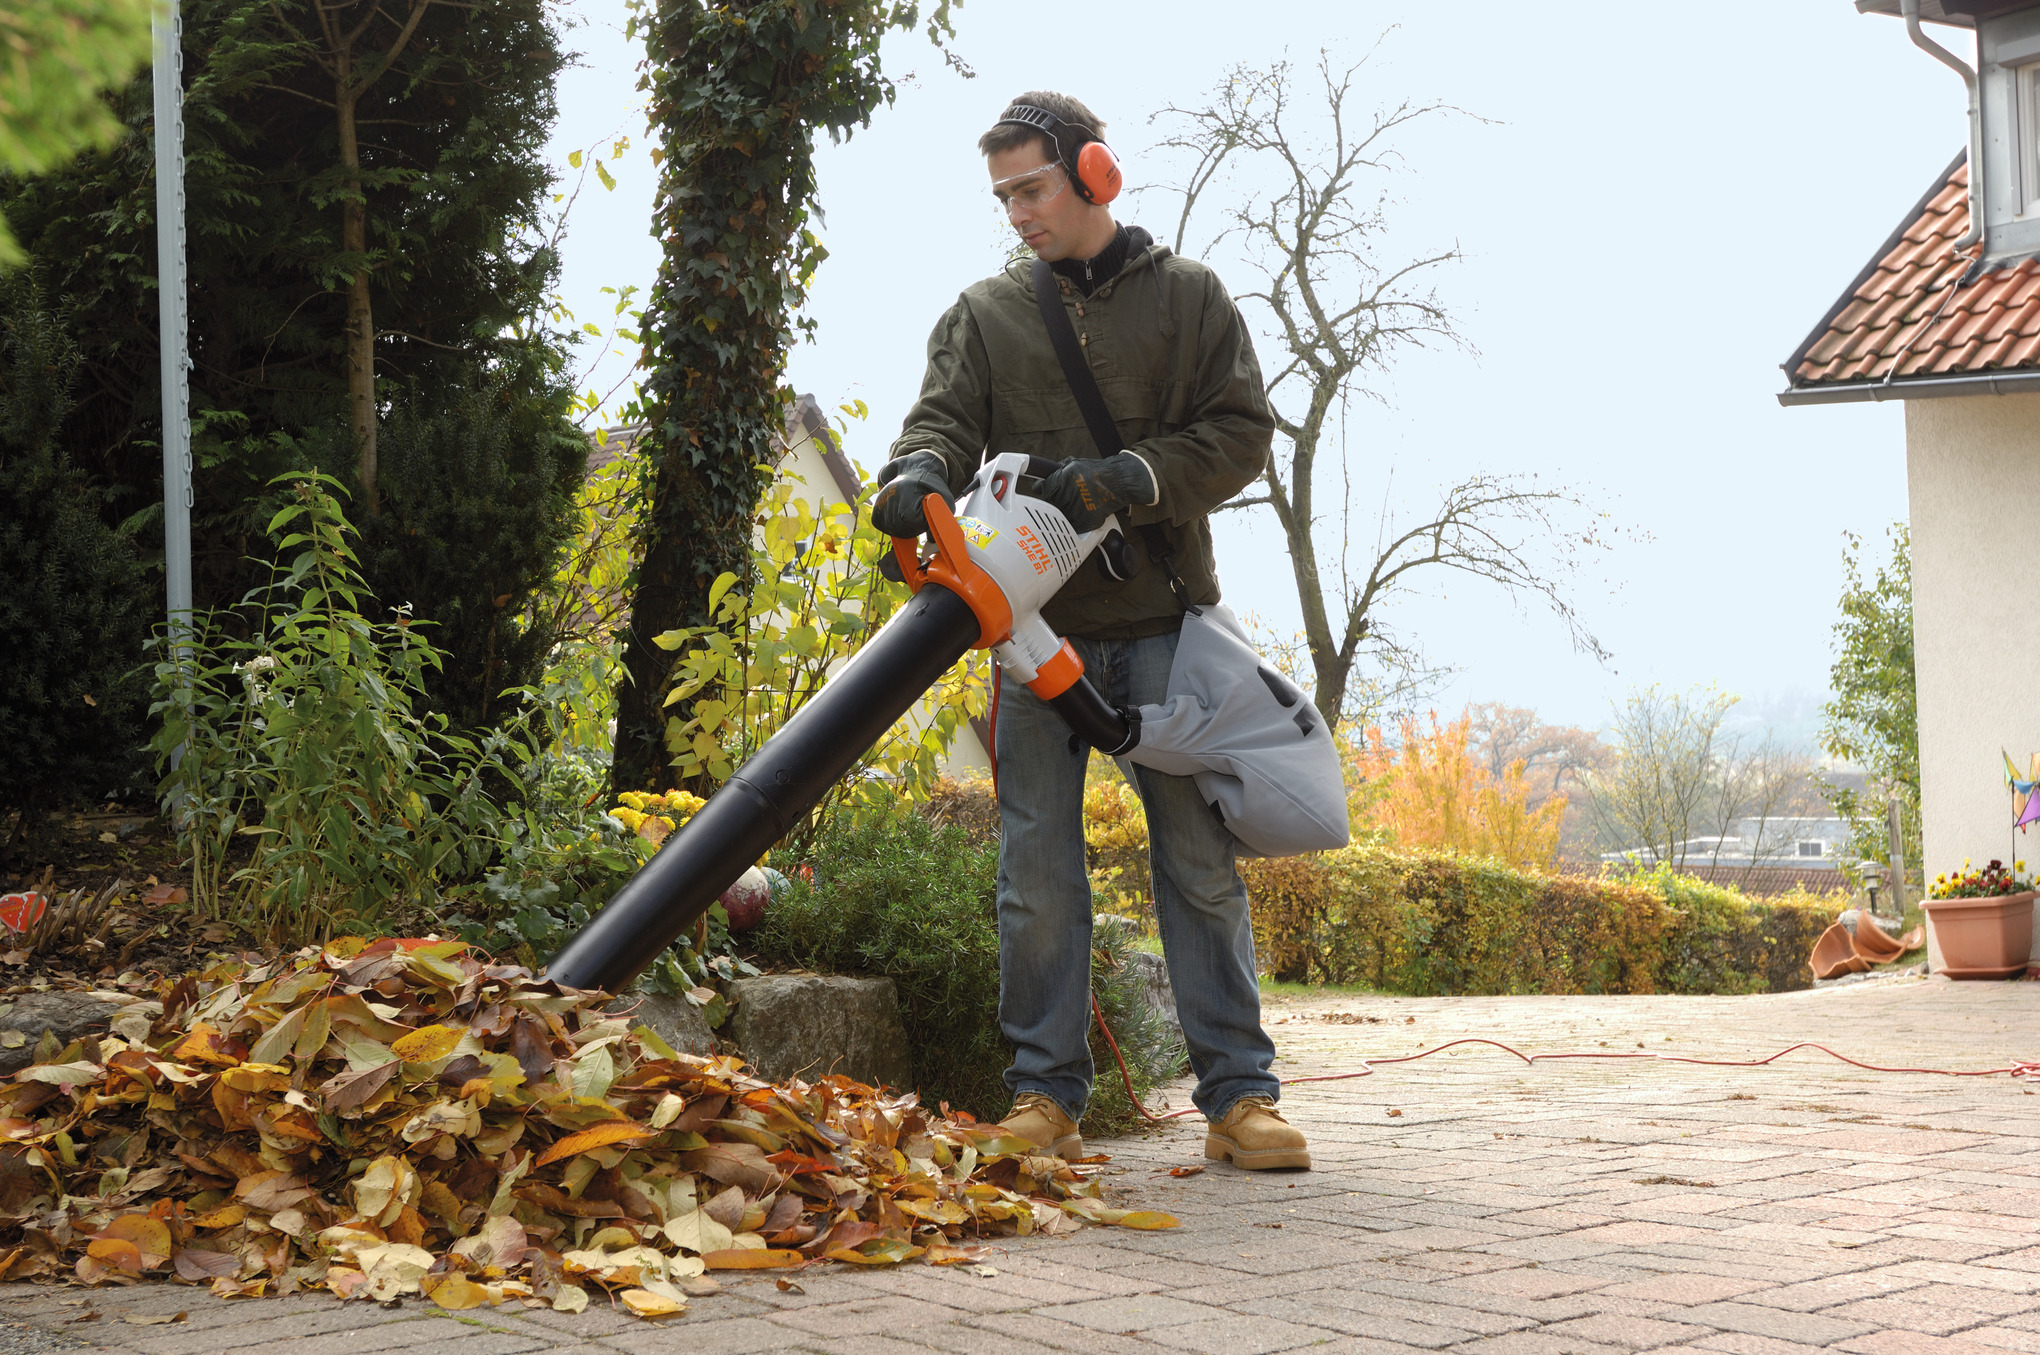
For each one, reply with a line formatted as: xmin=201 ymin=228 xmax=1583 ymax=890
xmin=871 ymin=450 xmax=956 ymax=538
xmin=1035 ymin=452 xmax=1158 ymax=533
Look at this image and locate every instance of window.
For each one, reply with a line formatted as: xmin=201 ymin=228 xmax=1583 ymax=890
xmin=1797 ymin=841 xmax=1825 ymax=859
xmin=2018 ymin=61 xmax=2040 ymax=215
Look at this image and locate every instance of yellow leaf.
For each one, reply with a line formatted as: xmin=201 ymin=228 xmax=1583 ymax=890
xmin=550 ymin=1284 xmax=589 ymax=1313
xmin=390 ymin=1024 xmax=463 ymax=1063
xmin=620 ymin=1287 xmax=685 ymax=1317
xmin=353 ymin=1155 xmax=419 ymax=1227
xmin=534 ymin=1120 xmax=655 ymax=1168
xmin=568 ymin=149 xmax=583 ymax=168
xmin=1112 ymin=1211 xmax=1181 ymax=1230
xmin=98 ymin=1214 xmax=172 ymax=1260
xmin=427 ymin=1273 xmax=494 ymax=1310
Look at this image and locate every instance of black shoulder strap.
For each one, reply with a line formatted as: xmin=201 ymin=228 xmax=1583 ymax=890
xmin=1029 ymin=258 xmax=1195 ymax=613
xmin=1030 ymin=258 xmax=1122 ymax=456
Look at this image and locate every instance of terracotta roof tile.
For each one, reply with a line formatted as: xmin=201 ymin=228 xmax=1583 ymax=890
xmin=1787 ymin=157 xmax=2040 ymax=389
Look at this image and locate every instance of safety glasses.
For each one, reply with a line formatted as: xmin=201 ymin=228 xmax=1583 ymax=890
xmin=992 ymin=162 xmax=1069 ymax=217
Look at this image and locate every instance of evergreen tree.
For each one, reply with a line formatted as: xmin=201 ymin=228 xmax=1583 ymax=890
xmin=614 ymin=0 xmax=959 ymax=794
xmin=0 ymin=0 xmax=582 ymax=730
xmin=0 ymin=276 xmax=152 ymax=859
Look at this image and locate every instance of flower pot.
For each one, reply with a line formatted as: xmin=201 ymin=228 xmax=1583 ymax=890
xmin=1922 ymin=891 xmax=2036 ymax=979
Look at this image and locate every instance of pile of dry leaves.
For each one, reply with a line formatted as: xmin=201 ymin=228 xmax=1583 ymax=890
xmin=0 ymin=938 xmax=1174 ymax=1320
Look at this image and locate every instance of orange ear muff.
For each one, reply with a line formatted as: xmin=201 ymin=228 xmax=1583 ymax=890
xmin=1075 ymin=140 xmax=1122 ymax=205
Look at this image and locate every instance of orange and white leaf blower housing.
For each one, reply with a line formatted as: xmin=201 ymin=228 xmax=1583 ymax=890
xmin=547 ymin=452 xmax=1136 ymax=992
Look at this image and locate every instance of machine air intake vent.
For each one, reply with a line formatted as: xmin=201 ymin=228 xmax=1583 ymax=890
xmin=1025 ymin=505 xmax=1084 ymax=577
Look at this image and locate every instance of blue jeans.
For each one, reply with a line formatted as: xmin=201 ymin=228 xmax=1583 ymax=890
xmin=994 ymin=628 xmax=1278 ymax=1122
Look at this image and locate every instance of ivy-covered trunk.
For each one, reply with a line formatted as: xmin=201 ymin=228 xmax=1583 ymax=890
xmin=611 ymin=0 xmax=957 ymax=795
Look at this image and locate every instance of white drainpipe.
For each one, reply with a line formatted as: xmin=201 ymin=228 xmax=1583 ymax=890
xmin=1903 ymin=0 xmax=1984 ymax=254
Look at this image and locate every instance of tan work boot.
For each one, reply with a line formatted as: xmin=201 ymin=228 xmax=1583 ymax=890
xmin=998 ymin=1092 xmax=1082 ymax=1159
xmin=1205 ymin=1096 xmax=1310 ymax=1170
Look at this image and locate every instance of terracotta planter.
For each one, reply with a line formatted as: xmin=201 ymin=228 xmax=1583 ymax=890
xmin=1923 ymin=891 xmax=2036 ymax=979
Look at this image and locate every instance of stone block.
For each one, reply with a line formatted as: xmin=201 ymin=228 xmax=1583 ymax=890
xmin=1095 ymin=914 xmax=1180 ymax=1042
xmin=726 ymin=975 xmax=912 ymax=1089
xmin=0 ymin=991 xmax=126 ymax=1073
xmin=1122 ymin=951 xmax=1181 ymax=1041
xmin=605 ymin=992 xmax=714 ymax=1058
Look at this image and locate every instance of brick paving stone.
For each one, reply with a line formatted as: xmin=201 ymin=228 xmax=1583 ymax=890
xmin=1537 ymin=1312 xmax=1713 ymax=1348
xmin=1836 ymin=1331 xmax=2015 ymax=1355
xmin=1676 ymin=1300 xmax=1877 ymax=1343
xmin=1314 ymin=1286 xmax=1537 ymax=1336
xmin=766 ymin=1296 xmax=972 ymax=1338
xmin=1229 ymin=1294 xmax=1473 ymax=1347
xmin=1591 ymin=1274 xmax=1775 ymax=1305
xmin=1432 ymin=1332 xmax=1626 ymax=1355
xmin=795 ymin=1334 xmax=962 ymax=1355
xmin=1142 ymin=1314 xmax=1337 ymax=1355
xmin=1029 ymin=1293 xmax=1217 ymax=1333
xmin=961 ymin=1310 xmax=1189 ymax=1355
xmin=1688 ymin=1335 xmax=1827 ymax=1354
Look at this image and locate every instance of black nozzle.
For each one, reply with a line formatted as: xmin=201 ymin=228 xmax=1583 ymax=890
xmin=1048 ymin=677 xmax=1140 ymax=756
xmin=546 ymin=582 xmax=984 ymax=994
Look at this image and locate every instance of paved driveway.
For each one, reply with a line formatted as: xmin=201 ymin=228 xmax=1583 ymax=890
xmin=5 ymin=975 xmax=2037 ymax=1354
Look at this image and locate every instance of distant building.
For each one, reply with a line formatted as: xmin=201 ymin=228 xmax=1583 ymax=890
xmin=1601 ymin=817 xmax=1853 ymax=872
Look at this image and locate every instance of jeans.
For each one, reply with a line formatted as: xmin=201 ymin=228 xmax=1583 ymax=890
xmin=994 ymin=628 xmax=1278 ymax=1122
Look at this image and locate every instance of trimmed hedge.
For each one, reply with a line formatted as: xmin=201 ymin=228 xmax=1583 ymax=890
xmin=1244 ymin=849 xmax=1840 ymax=996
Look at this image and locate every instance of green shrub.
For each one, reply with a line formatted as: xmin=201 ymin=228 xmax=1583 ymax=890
xmin=150 ymin=472 xmax=518 ymax=941
xmin=755 ymin=810 xmax=1182 ymax=1132
xmin=0 ymin=276 xmax=153 ymax=859
xmin=1246 ymin=847 xmax=1839 ymax=996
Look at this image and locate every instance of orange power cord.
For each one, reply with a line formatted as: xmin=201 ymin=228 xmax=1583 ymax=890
xmin=1089 ymin=996 xmax=2040 ymax=1128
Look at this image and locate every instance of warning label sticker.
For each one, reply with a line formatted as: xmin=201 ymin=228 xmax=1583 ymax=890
xmin=958 ymin=517 xmax=998 ymax=551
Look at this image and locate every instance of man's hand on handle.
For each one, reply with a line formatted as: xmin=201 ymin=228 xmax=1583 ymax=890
xmin=872 ymin=451 xmax=955 ymax=538
xmin=1035 ymin=452 xmax=1157 ymax=533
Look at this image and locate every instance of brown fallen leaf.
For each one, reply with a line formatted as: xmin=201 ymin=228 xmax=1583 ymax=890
xmin=775 ymin=1278 xmax=805 ymax=1293
xmin=123 ymin=1313 xmax=187 ymax=1326
xmin=173 ymin=1250 xmax=237 ymax=1282
xmin=1166 ymin=1165 xmax=1205 ymax=1178
xmin=1386 ymin=1108 xmax=1403 ymax=1117
xmin=701 ymin=1248 xmax=804 ymax=1270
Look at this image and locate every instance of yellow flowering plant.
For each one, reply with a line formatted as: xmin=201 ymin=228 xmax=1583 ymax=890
xmin=609 ymin=788 xmax=706 ymax=847
xmin=652 ymin=476 xmax=987 ymax=849
xmin=1930 ymin=858 xmax=2033 ymax=899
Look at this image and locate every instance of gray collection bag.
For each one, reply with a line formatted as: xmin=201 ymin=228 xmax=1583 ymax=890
xmin=1119 ymin=604 xmax=1351 ymax=859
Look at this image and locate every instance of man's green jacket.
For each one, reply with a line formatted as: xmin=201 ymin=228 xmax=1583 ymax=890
xmin=890 ymin=239 xmax=1274 ymax=639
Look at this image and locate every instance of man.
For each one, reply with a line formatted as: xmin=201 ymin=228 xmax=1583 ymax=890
xmin=871 ymin=92 xmax=1308 ymax=1171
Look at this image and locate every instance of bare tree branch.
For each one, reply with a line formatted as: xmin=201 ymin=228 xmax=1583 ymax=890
xmin=1146 ymin=45 xmax=1609 ymax=724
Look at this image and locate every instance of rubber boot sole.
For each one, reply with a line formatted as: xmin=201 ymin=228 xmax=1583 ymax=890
xmin=1205 ymin=1131 xmax=1311 ymax=1171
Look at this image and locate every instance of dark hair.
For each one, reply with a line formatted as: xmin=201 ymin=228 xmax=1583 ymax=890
xmin=977 ymin=92 xmax=1106 ymax=166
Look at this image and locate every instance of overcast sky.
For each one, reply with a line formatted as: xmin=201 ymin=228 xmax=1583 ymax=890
xmin=542 ymin=0 xmax=1963 ymax=743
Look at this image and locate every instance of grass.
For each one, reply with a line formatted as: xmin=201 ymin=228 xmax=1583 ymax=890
xmin=1259 ymin=977 xmax=1388 ymax=1000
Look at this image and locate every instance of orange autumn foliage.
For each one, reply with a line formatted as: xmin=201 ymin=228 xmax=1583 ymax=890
xmin=1349 ymin=713 xmax=1566 ymax=871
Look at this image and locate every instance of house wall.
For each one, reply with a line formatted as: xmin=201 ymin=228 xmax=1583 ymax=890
xmin=1904 ymin=393 xmax=2040 ymax=969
